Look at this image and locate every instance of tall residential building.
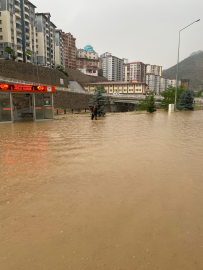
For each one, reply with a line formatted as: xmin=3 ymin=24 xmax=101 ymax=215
xmin=76 ymin=44 xmax=99 ymax=76
xmin=62 ymin=32 xmax=76 ymax=69
xmin=55 ymin=29 xmax=64 ymax=68
xmin=35 ymin=13 xmax=56 ymax=66
xmin=0 ymin=0 xmax=36 ymax=63
xmin=146 ymin=73 xmax=160 ymax=94
xmin=123 ymin=62 xmax=146 ymax=82
xmin=159 ymin=76 xmax=166 ymax=93
xmin=146 ymin=64 xmax=162 ymax=76
xmin=100 ymin=52 xmax=124 ymax=81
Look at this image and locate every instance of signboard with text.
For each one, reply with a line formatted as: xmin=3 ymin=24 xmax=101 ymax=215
xmin=0 ymin=84 xmax=55 ymax=93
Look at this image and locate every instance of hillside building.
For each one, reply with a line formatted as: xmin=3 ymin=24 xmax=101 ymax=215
xmin=62 ymin=32 xmax=76 ymax=69
xmin=100 ymin=52 xmax=124 ymax=81
xmin=35 ymin=13 xmax=56 ymax=66
xmin=123 ymin=62 xmax=146 ymax=82
xmin=55 ymin=29 xmax=64 ymax=68
xmin=0 ymin=0 xmax=37 ymax=63
xmin=82 ymin=81 xmax=147 ymax=95
xmin=76 ymin=45 xmax=99 ymax=76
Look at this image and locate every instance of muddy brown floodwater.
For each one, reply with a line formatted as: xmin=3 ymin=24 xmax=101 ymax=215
xmin=1 ymin=111 xmax=203 ymax=270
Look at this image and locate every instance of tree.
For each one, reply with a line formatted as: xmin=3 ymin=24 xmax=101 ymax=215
xmin=89 ymin=85 xmax=106 ymax=116
xmin=137 ymin=92 xmax=156 ymax=113
xmin=5 ymin=46 xmax=14 ymax=59
xmin=161 ymin=84 xmax=185 ymax=110
xmin=177 ymin=89 xmax=194 ymax=111
xmin=10 ymin=51 xmax=17 ymax=61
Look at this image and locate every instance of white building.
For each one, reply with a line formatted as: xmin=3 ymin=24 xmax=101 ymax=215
xmin=55 ymin=29 xmax=64 ymax=68
xmin=0 ymin=0 xmax=37 ymax=63
xmin=100 ymin=52 xmax=124 ymax=81
xmin=35 ymin=13 xmax=56 ymax=66
xmin=146 ymin=64 xmax=162 ymax=76
xmin=146 ymin=73 xmax=161 ymax=94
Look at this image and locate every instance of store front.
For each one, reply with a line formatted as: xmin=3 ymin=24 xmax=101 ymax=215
xmin=0 ymin=84 xmax=55 ymax=123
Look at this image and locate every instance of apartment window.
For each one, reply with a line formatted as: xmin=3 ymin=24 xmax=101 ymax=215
xmin=0 ymin=36 xmax=3 ymax=40
xmin=0 ymin=20 xmax=2 ymax=24
xmin=0 ymin=28 xmax=2 ymax=32
xmin=0 ymin=12 xmax=1 ymax=16
xmin=1 ymin=51 xmax=4 ymax=55
xmin=36 ymin=39 xmax=38 ymax=42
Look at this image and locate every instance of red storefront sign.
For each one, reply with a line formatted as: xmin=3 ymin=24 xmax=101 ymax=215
xmin=0 ymin=84 xmax=55 ymax=93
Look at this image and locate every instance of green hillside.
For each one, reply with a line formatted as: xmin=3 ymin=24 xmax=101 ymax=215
xmin=162 ymin=51 xmax=203 ymax=91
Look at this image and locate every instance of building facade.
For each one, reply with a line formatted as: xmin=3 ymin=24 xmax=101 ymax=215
xmin=0 ymin=0 xmax=36 ymax=63
xmin=146 ymin=73 xmax=161 ymax=94
xmin=123 ymin=62 xmax=146 ymax=82
xmin=146 ymin=64 xmax=162 ymax=76
xmin=76 ymin=45 xmax=99 ymax=76
xmin=100 ymin=52 xmax=124 ymax=81
xmin=35 ymin=13 xmax=56 ymax=66
xmin=55 ymin=29 xmax=64 ymax=68
xmin=62 ymin=32 xmax=76 ymax=69
xmin=82 ymin=81 xmax=147 ymax=95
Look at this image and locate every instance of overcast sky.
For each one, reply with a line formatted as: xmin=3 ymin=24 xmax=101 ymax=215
xmin=33 ymin=0 xmax=202 ymax=69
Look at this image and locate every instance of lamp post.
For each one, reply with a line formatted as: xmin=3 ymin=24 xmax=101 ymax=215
xmin=174 ymin=19 xmax=200 ymax=112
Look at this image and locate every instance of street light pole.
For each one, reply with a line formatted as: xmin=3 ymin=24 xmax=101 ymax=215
xmin=174 ymin=19 xmax=200 ymax=112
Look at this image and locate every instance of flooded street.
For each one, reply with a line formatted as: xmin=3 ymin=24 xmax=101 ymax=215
xmin=1 ymin=111 xmax=203 ymax=270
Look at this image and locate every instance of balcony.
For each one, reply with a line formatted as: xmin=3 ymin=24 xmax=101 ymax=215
xmin=15 ymin=4 xmax=21 ymax=11
xmin=24 ymin=3 xmax=29 ymax=9
xmin=25 ymin=32 xmax=30 ymax=37
xmin=26 ymin=46 xmax=31 ymax=50
xmin=15 ymin=12 xmax=21 ymax=19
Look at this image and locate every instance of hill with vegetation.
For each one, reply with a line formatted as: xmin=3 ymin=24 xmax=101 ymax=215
xmin=162 ymin=51 xmax=203 ymax=91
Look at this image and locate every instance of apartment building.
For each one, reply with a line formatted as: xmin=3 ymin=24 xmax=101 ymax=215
xmin=55 ymin=29 xmax=64 ymax=68
xmin=168 ymin=78 xmax=181 ymax=87
xmin=159 ymin=76 xmax=166 ymax=93
xmin=35 ymin=13 xmax=56 ymax=66
xmin=146 ymin=64 xmax=162 ymax=76
xmin=123 ymin=62 xmax=146 ymax=82
xmin=82 ymin=81 xmax=147 ymax=95
xmin=100 ymin=52 xmax=124 ymax=81
xmin=0 ymin=0 xmax=36 ymax=63
xmin=146 ymin=73 xmax=161 ymax=94
xmin=76 ymin=44 xmax=99 ymax=76
xmin=62 ymin=32 xmax=76 ymax=69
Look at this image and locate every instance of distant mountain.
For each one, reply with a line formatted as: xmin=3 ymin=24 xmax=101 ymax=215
xmin=162 ymin=51 xmax=203 ymax=91
xmin=189 ymin=50 xmax=202 ymax=57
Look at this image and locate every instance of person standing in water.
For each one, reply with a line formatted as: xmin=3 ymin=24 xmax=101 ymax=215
xmin=90 ymin=106 xmax=97 ymax=120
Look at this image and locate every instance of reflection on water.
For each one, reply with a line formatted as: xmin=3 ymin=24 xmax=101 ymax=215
xmin=1 ymin=111 xmax=203 ymax=270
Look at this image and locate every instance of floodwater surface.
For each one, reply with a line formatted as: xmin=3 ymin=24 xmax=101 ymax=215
xmin=1 ymin=111 xmax=203 ymax=270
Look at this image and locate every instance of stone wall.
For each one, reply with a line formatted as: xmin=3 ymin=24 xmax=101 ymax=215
xmin=54 ymin=90 xmax=94 ymax=110
xmin=0 ymin=59 xmax=69 ymax=86
xmin=0 ymin=60 xmax=108 ymax=86
xmin=54 ymin=90 xmax=110 ymax=111
xmin=65 ymin=67 xmax=108 ymax=83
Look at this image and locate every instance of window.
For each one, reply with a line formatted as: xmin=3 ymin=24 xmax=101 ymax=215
xmin=0 ymin=12 xmax=1 ymax=16
xmin=0 ymin=20 xmax=2 ymax=24
xmin=0 ymin=36 xmax=3 ymax=40
xmin=1 ymin=51 xmax=4 ymax=55
xmin=0 ymin=28 xmax=2 ymax=32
